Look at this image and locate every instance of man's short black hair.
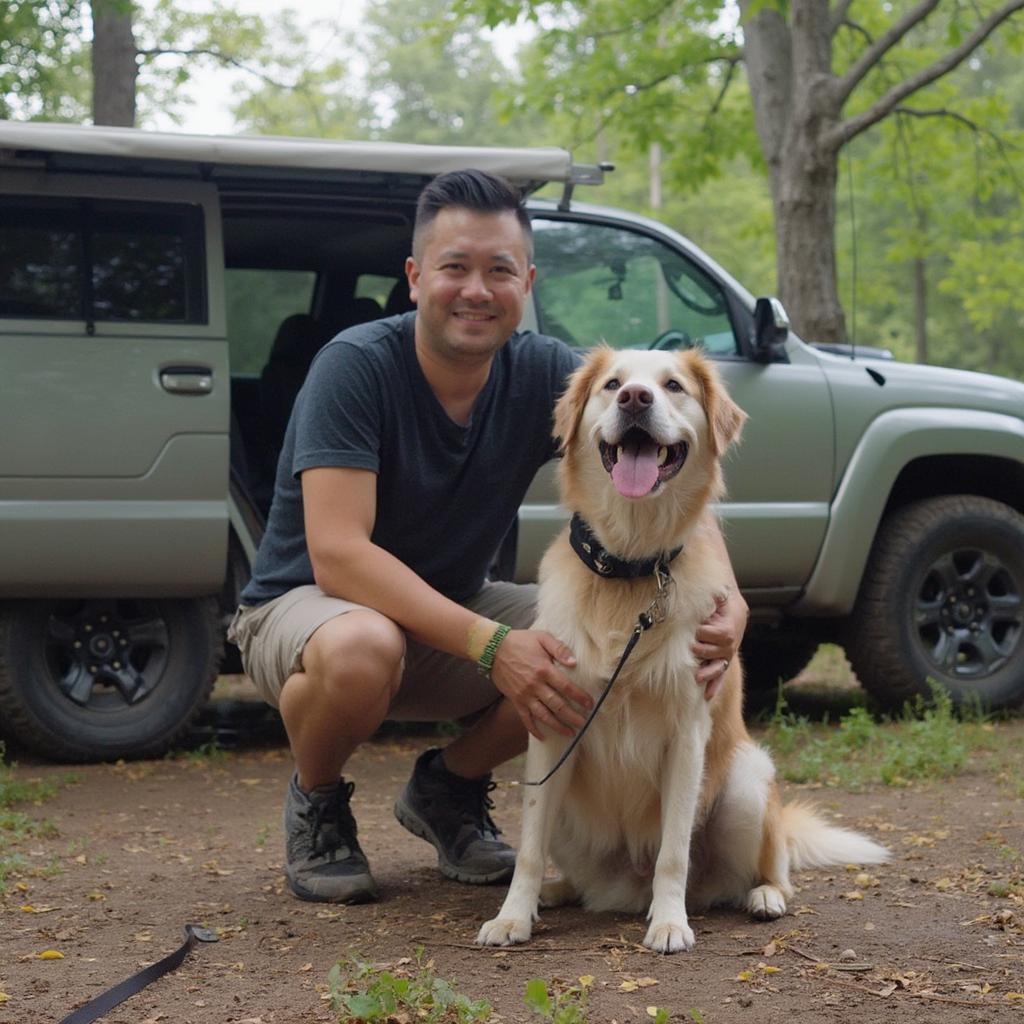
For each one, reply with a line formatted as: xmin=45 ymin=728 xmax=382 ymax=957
xmin=413 ymin=169 xmax=533 ymax=260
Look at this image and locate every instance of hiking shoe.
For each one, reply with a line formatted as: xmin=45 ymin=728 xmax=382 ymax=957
xmin=283 ymin=774 xmax=379 ymax=903
xmin=394 ymin=748 xmax=516 ymax=884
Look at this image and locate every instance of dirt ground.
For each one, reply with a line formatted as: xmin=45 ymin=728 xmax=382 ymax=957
xmin=2 ymin=684 xmax=1023 ymax=1024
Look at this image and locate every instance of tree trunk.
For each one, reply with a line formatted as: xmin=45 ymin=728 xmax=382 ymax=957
xmin=742 ymin=0 xmax=847 ymax=343
xmin=92 ymin=0 xmax=138 ymax=127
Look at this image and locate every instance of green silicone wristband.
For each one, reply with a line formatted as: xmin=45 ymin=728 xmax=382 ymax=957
xmin=477 ymin=623 xmax=512 ymax=678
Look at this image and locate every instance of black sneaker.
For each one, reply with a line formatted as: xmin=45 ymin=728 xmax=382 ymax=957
xmin=394 ymin=748 xmax=516 ymax=884
xmin=283 ymin=775 xmax=379 ymax=903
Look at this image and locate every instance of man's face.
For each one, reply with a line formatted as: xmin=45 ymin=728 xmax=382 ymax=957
xmin=406 ymin=207 xmax=535 ymax=365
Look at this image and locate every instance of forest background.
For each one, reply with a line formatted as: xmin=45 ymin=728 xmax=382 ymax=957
xmin=2 ymin=0 xmax=1022 ymax=378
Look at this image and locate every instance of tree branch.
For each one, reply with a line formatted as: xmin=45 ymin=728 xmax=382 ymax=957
xmin=586 ymin=0 xmax=678 ymax=42
xmin=894 ymin=105 xmax=1023 ymax=191
xmin=827 ymin=0 xmax=1024 ymax=148
xmin=136 ymin=47 xmax=299 ymax=91
xmin=703 ymin=56 xmax=742 ymax=128
xmin=829 ymin=0 xmax=856 ymax=37
xmin=593 ymin=52 xmax=742 ymax=104
xmin=835 ymin=0 xmax=940 ymax=106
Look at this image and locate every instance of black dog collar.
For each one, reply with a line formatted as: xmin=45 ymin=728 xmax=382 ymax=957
xmin=569 ymin=514 xmax=683 ymax=579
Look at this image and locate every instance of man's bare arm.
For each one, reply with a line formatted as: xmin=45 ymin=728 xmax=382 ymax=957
xmin=302 ymin=466 xmax=591 ymax=738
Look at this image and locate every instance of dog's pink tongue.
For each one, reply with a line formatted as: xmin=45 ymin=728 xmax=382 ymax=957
xmin=611 ymin=442 xmax=660 ymax=498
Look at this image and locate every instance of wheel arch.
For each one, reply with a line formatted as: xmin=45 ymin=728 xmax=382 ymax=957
xmin=793 ymin=408 xmax=1024 ymax=616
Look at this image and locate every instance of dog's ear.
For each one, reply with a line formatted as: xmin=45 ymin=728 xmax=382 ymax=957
xmin=681 ymin=351 xmax=747 ymax=456
xmin=553 ymin=346 xmax=614 ymax=452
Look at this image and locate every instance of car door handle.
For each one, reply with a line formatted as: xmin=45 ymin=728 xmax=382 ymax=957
xmin=160 ymin=366 xmax=214 ymax=395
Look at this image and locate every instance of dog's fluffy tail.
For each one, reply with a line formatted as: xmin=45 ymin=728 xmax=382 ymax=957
xmin=782 ymin=801 xmax=889 ymax=870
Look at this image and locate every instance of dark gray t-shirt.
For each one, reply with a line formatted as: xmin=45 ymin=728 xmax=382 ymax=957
xmin=241 ymin=312 xmax=580 ymax=606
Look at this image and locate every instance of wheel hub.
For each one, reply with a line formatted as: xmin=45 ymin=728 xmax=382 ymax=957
xmin=46 ymin=601 xmax=170 ymax=709
xmin=917 ymin=547 xmax=1022 ymax=680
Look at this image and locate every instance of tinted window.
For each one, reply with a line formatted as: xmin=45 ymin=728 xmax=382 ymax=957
xmin=0 ymin=199 xmax=81 ymax=318
xmin=0 ymin=197 xmax=205 ymax=323
xmin=531 ymin=218 xmax=737 ymax=355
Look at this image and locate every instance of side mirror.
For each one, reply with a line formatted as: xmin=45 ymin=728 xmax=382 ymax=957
xmin=751 ymin=296 xmax=789 ymax=362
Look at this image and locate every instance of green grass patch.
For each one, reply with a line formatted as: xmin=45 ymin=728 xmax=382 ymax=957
xmin=0 ymin=742 xmax=71 ymax=891
xmin=327 ymin=955 xmax=678 ymax=1024
xmin=328 ymin=949 xmax=491 ymax=1022
xmin=758 ymin=686 xmax=1008 ymax=789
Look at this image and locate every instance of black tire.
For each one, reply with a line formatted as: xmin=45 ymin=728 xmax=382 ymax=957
xmin=0 ymin=596 xmax=222 ymax=762
xmin=740 ymin=624 xmax=820 ymax=695
xmin=846 ymin=495 xmax=1024 ymax=710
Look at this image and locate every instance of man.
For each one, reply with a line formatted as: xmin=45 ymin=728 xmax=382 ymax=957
xmin=228 ymin=169 xmax=746 ymax=904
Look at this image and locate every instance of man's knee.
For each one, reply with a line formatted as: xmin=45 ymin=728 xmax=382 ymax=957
xmin=303 ymin=610 xmax=406 ymax=698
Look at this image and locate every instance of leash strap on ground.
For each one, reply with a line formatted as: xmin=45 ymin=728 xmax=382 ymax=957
xmin=58 ymin=924 xmax=219 ymax=1024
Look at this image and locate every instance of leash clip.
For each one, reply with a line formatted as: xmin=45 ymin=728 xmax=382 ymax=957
xmin=641 ymin=562 xmax=674 ymax=628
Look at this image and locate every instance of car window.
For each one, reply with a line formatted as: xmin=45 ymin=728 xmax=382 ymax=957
xmin=0 ymin=196 xmax=205 ymax=323
xmin=531 ymin=218 xmax=737 ymax=355
xmin=225 ymin=269 xmax=317 ymax=374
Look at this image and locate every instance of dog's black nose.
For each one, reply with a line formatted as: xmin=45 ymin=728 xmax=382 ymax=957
xmin=616 ymin=384 xmax=653 ymax=413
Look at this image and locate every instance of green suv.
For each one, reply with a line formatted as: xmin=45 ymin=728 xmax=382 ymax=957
xmin=1 ymin=120 xmax=1022 ymax=761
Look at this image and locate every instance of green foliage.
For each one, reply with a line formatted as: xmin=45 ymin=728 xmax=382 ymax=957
xmin=524 ymin=976 xmax=595 ymax=1023
xmin=328 ymin=949 xmax=491 ymax=1023
xmin=760 ymin=685 xmax=998 ymax=789
xmin=0 ymin=0 xmax=90 ymax=120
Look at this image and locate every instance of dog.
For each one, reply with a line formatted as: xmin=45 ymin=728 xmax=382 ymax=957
xmin=478 ymin=346 xmax=889 ymax=954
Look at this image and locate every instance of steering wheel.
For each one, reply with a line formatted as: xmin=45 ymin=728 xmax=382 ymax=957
xmin=647 ymin=329 xmax=692 ymax=351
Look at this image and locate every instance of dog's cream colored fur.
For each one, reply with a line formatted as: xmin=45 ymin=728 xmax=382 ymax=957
xmin=478 ymin=347 xmax=888 ymax=954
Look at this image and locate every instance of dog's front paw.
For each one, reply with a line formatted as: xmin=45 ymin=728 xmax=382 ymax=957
xmin=643 ymin=920 xmax=695 ymax=954
xmin=477 ymin=917 xmax=532 ymax=947
xmin=746 ymin=884 xmax=787 ymax=920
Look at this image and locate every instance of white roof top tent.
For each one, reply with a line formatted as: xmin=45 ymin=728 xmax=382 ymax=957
xmin=0 ymin=120 xmax=605 ymax=200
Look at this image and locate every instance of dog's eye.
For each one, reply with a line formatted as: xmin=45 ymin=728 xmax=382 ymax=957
xmin=664 ymin=379 xmax=685 ymax=393
xmin=603 ymin=378 xmax=621 ymax=391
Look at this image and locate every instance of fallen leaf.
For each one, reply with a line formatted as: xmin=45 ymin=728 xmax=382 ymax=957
xmin=762 ymin=940 xmax=778 ymax=957
xmin=0 ymin=992 xmax=9 ymax=1003
xmin=21 ymin=904 xmax=57 ymax=914
xmin=1006 ymin=993 xmax=1024 ymax=1001
xmin=37 ymin=950 xmax=64 ymax=960
xmin=877 ymin=983 xmax=897 ymax=997
xmin=620 ymin=980 xmax=640 ymax=992
xmin=298 ymin=963 xmax=313 ymax=973
xmin=842 ymin=891 xmax=865 ymax=901
xmin=86 ymin=891 xmax=106 ymax=902
xmin=579 ymin=975 xmax=595 ymax=987
xmin=736 ymin=970 xmax=753 ymax=982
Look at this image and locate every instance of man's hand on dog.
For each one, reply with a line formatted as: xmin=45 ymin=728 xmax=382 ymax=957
xmin=692 ymin=588 xmax=749 ymax=700
xmin=491 ymin=630 xmax=592 ymax=740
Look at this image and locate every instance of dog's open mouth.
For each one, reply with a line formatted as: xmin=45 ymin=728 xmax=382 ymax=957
xmin=599 ymin=428 xmax=688 ymax=498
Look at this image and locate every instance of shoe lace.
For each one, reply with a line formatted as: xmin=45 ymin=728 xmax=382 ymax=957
xmin=309 ymin=780 xmax=358 ymax=859
xmin=447 ymin=776 xmax=502 ymax=839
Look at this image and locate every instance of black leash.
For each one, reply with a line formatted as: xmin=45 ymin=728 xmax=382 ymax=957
xmin=58 ymin=924 xmax=218 ymax=1024
xmin=525 ymin=561 xmax=674 ymax=786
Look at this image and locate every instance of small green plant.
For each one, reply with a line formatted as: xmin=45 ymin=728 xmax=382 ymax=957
xmin=524 ymin=976 xmax=593 ymax=1023
xmin=176 ymin=740 xmax=229 ymax=765
xmin=328 ymin=949 xmax=490 ymax=1023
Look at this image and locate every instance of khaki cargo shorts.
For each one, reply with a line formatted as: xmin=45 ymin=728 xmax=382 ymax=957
xmin=227 ymin=581 xmax=538 ymax=720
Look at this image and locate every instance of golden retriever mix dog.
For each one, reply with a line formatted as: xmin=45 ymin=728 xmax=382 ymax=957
xmin=478 ymin=346 xmax=888 ymax=954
